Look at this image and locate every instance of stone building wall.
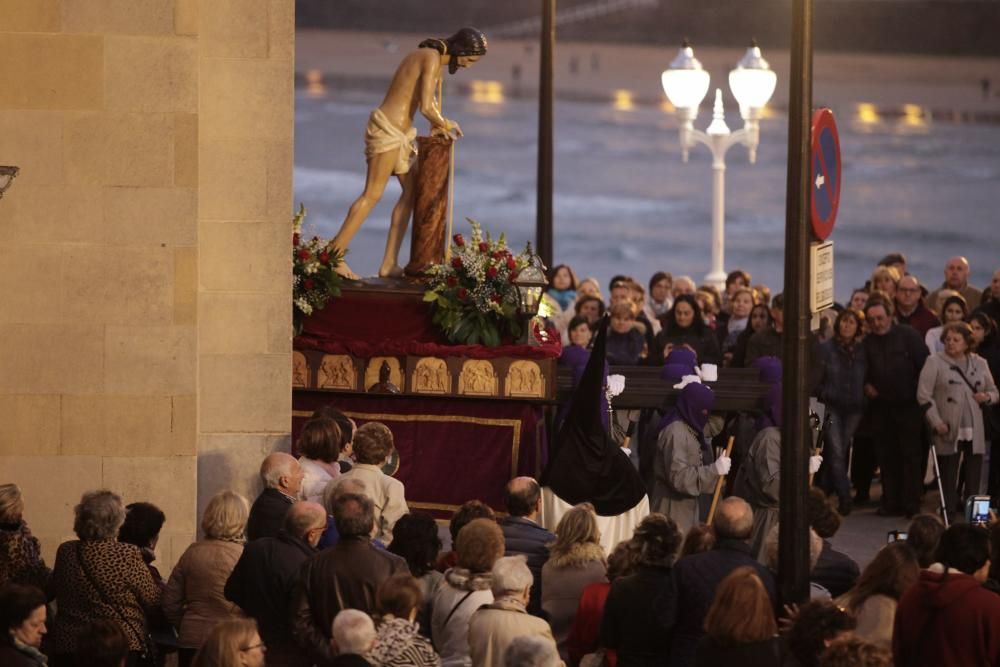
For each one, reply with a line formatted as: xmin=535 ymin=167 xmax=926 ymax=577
xmin=0 ymin=0 xmax=294 ymax=572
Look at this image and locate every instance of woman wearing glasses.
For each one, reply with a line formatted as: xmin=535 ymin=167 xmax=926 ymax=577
xmin=191 ymin=618 xmax=265 ymax=667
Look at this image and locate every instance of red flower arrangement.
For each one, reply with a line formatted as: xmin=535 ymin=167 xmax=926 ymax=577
xmin=292 ymin=204 xmax=343 ymax=335
xmin=423 ymin=219 xmax=532 ymax=347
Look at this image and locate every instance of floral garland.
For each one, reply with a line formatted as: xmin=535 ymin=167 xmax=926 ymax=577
xmin=423 ymin=220 xmax=532 ymax=347
xmin=292 ymin=204 xmax=343 ymax=335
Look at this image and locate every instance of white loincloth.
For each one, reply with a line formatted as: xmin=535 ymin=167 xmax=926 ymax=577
xmin=364 ymin=108 xmax=418 ymax=175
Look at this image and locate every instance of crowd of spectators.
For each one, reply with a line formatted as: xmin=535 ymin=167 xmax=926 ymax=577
xmin=551 ymin=255 xmax=1000 ymax=519
xmin=3 ymin=255 xmax=1000 ymax=667
xmin=4 ymin=454 xmax=1000 ymax=667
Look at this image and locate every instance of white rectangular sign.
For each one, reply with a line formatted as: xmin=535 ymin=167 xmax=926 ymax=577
xmin=810 ymin=240 xmax=835 ymax=313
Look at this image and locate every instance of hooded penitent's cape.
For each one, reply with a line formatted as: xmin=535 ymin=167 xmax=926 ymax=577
xmin=542 ymin=315 xmax=647 ymax=516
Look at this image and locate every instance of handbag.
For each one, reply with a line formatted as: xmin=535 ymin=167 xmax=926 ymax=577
xmin=76 ymin=542 xmax=160 ymax=667
xmin=949 ymin=363 xmax=1000 ymax=436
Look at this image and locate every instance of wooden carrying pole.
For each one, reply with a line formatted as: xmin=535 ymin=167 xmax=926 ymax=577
xmin=707 ymin=436 xmax=736 ymax=525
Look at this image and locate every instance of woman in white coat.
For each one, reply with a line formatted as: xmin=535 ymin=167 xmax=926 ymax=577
xmin=917 ymin=322 xmax=999 ymax=513
xmin=296 ymin=417 xmax=342 ymax=503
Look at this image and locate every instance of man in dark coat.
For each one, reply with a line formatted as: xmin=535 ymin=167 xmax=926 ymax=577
xmin=862 ymin=300 xmax=929 ymax=516
xmin=247 ymin=452 xmax=305 ymax=541
xmin=894 ymin=524 xmax=1000 ymax=666
xmin=668 ymin=497 xmax=777 ymax=667
xmin=293 ymin=493 xmax=408 ymax=665
xmin=225 ymin=501 xmax=327 ymax=667
xmin=499 ymin=476 xmax=555 ymax=616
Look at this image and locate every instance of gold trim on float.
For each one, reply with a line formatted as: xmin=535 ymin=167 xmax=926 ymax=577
xmin=292 ymin=410 xmax=522 ymax=478
xmin=409 ymin=501 xmax=509 ymax=519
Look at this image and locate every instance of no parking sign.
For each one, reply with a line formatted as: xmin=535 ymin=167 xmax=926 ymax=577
xmin=810 ymin=108 xmax=841 ymax=241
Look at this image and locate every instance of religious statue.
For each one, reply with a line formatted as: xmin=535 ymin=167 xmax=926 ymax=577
xmin=329 ymin=28 xmax=488 ymax=280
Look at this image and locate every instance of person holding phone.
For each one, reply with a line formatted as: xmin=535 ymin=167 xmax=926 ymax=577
xmin=917 ymin=322 xmax=999 ymax=515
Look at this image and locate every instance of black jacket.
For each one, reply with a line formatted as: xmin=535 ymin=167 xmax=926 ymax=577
xmin=246 ymin=488 xmax=295 ymax=542
xmin=863 ymin=324 xmax=928 ymax=406
xmin=817 ymin=339 xmax=867 ymax=412
xmin=600 ymin=564 xmax=677 ymax=667
xmin=653 ymin=328 xmax=722 ymax=366
xmin=500 ymin=516 xmax=555 ymax=615
xmin=293 ymin=536 xmax=409 ymax=665
xmin=669 ymin=539 xmax=778 ymax=667
xmin=224 ymin=530 xmax=315 ymax=648
xmin=811 ymin=540 xmax=860 ymax=599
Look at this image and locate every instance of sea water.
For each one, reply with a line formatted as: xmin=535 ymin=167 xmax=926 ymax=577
xmin=294 ymin=88 xmax=1000 ymax=301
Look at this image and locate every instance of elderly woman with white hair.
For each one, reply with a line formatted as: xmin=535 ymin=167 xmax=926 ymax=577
xmin=331 ymin=609 xmax=377 ymax=665
xmin=468 ymin=556 xmax=562 ymax=667
xmin=164 ymin=490 xmax=250 ymax=666
xmin=47 ymin=490 xmax=162 ymax=665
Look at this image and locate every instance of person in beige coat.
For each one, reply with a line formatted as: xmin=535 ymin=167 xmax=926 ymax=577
xmin=540 ymin=504 xmax=607 ymax=660
xmin=337 ymin=421 xmax=408 ymax=544
xmin=917 ymin=322 xmax=999 ymax=512
xmin=835 ymin=541 xmax=920 ymax=649
xmin=164 ymin=491 xmax=248 ymax=667
xmin=468 ymin=556 xmax=563 ymax=667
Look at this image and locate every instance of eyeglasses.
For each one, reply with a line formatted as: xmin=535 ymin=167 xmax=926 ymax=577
xmin=897 ymin=287 xmax=920 ymax=293
xmin=240 ymin=643 xmax=266 ymax=652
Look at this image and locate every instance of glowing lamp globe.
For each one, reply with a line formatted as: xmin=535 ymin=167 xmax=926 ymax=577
xmin=661 ymin=44 xmax=711 ymax=113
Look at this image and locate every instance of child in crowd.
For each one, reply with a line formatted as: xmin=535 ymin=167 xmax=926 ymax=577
xmin=337 ymin=422 xmax=408 ymax=545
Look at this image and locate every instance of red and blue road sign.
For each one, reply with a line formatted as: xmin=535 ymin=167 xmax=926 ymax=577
xmin=810 ymin=108 xmax=841 ymax=241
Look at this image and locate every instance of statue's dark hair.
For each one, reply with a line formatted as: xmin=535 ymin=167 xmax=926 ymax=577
xmin=419 ymin=27 xmax=488 ymax=74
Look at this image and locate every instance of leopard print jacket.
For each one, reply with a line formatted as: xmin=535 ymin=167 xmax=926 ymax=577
xmin=47 ymin=539 xmax=162 ymax=654
xmin=0 ymin=521 xmax=51 ymax=591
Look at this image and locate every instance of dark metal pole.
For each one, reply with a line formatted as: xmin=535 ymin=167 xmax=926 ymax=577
xmin=779 ymin=0 xmax=814 ymax=605
xmin=536 ymin=0 xmax=555 ymax=268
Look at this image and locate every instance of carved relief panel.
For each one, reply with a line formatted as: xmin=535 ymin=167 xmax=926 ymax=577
xmin=317 ymin=354 xmax=356 ymax=391
xmin=412 ymin=357 xmax=451 ymax=395
xmin=458 ymin=359 xmax=498 ymax=397
xmin=505 ymin=360 xmax=545 ymax=398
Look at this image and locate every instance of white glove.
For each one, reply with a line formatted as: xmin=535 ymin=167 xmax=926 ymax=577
xmin=809 ymin=455 xmax=823 ymax=475
xmin=713 ymin=456 xmax=732 ymax=476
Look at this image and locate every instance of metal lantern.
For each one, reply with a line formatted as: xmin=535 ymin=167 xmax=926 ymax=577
xmin=514 ymin=243 xmax=548 ymax=344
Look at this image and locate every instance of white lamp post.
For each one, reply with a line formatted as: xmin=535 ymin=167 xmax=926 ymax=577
xmin=661 ymin=41 xmax=777 ymax=291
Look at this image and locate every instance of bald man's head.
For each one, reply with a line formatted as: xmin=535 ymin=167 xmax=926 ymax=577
xmin=505 ymin=477 xmax=541 ymax=518
xmin=284 ymin=501 xmax=328 ymax=544
xmin=944 ymin=256 xmax=970 ymax=289
xmin=714 ymin=497 xmax=753 ymax=540
xmin=260 ymin=452 xmax=304 ymax=496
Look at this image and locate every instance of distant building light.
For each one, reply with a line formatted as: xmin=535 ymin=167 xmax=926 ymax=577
xmin=856 ymin=103 xmax=880 ymax=124
xmin=471 ymin=80 xmax=505 ymax=104
xmin=613 ymin=89 xmax=635 ymax=111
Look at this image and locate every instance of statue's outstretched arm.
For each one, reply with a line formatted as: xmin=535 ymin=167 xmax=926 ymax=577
xmin=418 ymin=56 xmax=461 ymax=137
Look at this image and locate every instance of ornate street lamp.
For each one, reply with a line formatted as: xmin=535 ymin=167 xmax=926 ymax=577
xmin=662 ymin=41 xmax=777 ymax=290
xmin=514 ymin=243 xmax=548 ymax=345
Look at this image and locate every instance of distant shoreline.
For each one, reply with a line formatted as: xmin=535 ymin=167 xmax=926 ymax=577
xmin=297 ymin=29 xmax=1000 ymax=124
